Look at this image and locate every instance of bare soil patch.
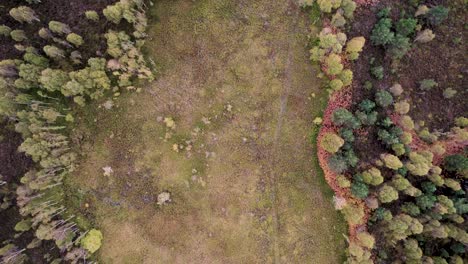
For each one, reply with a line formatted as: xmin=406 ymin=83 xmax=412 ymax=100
xmin=348 ymin=0 xmax=467 ymax=132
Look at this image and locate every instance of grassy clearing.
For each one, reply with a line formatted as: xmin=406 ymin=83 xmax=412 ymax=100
xmin=66 ymin=0 xmax=346 ymax=263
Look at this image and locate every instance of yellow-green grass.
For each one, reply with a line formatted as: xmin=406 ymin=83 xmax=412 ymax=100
xmin=66 ymin=0 xmax=346 ymax=263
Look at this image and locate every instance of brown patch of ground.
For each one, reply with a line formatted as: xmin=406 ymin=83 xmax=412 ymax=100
xmin=0 ymin=123 xmax=32 ymax=183
xmin=400 ymin=0 xmax=467 ymax=131
xmin=349 ymin=0 xmax=467 ymax=132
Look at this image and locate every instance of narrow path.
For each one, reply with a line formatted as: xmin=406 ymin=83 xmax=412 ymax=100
xmin=69 ymin=0 xmax=346 ymax=263
xmin=269 ymin=4 xmax=300 ymax=262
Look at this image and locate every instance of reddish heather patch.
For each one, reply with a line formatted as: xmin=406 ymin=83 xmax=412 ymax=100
xmin=317 ymin=0 xmax=466 ymax=256
xmin=408 ymin=130 xmax=468 ymax=165
xmin=393 ymin=114 xmax=468 ymax=165
xmin=317 ymin=86 xmax=370 ymax=237
xmin=436 ymin=136 xmax=468 ymax=165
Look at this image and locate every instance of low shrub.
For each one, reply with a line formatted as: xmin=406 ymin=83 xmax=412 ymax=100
xmin=328 ymin=154 xmax=349 ymax=173
xmin=351 ymin=174 xmax=369 ymax=199
xmin=9 ymin=6 xmax=39 ymax=24
xmin=356 ymin=232 xmax=375 ymax=249
xmin=337 ymin=175 xmax=351 ymax=188
xmin=325 ymin=53 xmax=344 ymax=75
xmin=362 ymin=167 xmax=383 ymax=186
xmin=48 ymin=21 xmax=71 ymax=35
xmin=103 ymin=1 xmax=138 ymax=24
xmin=400 ymin=132 xmax=412 ymax=144
xmin=443 ymin=88 xmax=457 ymax=99
xmin=419 ymin=79 xmax=438 ymax=91
xmin=406 ymin=151 xmax=433 ymax=176
xmin=391 ymin=143 xmax=406 ymax=156
xmin=344 ymin=149 xmax=359 ymax=167
xmin=80 ymin=229 xmax=103 ymax=254
xmin=338 ymin=69 xmax=353 ymax=86
xmin=444 ymin=179 xmax=461 ymax=191
xmin=85 ymin=10 xmax=99 ymax=21
xmin=39 ymin=68 xmax=69 ymax=92
xmin=329 ymin=79 xmax=344 ymax=91
xmin=426 ymin=6 xmax=449 ymax=26
xmin=358 ymin=99 xmax=376 ymax=113
xmin=347 ymin=242 xmax=372 ymax=264
xmin=370 ymin=65 xmax=384 ymax=80
xmin=43 ymin=45 xmax=65 ymax=59
xmin=356 ymin=110 xmax=377 ymax=126
xmin=394 ymin=101 xmax=410 ymax=114
xmin=331 ymin=12 xmax=346 ymax=28
xmin=66 ymin=33 xmax=84 ymax=47
xmin=399 ymin=115 xmax=415 ymax=131
xmin=375 ymin=90 xmax=393 ymax=107
xmin=103 ymin=3 xmax=124 ymax=24
xmin=332 ymin=108 xmax=360 ymax=129
xmin=454 ymin=117 xmax=468 ymax=127
xmin=444 ymin=155 xmax=468 ymax=173
xmin=0 ymin=25 xmax=12 ymax=37
xmin=341 ymin=0 xmax=356 ymax=19
xmin=388 ymin=34 xmax=411 ymax=59
xmin=401 ymin=202 xmax=421 ymax=217
xmin=378 ymin=184 xmax=399 ymax=203
xmin=346 ymin=37 xmax=365 ymax=60
xmin=371 ymin=17 xmax=394 ymax=46
xmin=414 ymin=29 xmax=435 ymax=43
xmin=316 ymin=0 xmax=342 ymax=13
xmin=10 ymin=29 xmax=27 ymax=42
xmin=339 ymin=128 xmax=355 ymax=143
xmin=381 ymin=153 xmax=403 ymax=170
xmin=418 ymin=128 xmax=438 ymax=143
xmin=391 ymin=174 xmax=411 ymax=191
xmin=341 ymin=203 xmax=365 ymax=225
xmin=395 ymin=18 xmax=418 ymax=37
xmin=320 ymin=132 xmax=345 ymax=153
xmin=404 ymin=239 xmax=423 ymax=261
xmin=389 ymin=83 xmax=403 ymax=96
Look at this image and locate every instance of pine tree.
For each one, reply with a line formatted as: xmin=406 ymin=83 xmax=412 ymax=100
xmin=9 ymin=6 xmax=39 ymax=24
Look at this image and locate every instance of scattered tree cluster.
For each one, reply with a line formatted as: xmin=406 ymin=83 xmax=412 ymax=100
xmin=0 ymin=0 xmax=153 ymax=262
xmin=304 ymin=0 xmax=363 ymax=92
xmin=328 ymin=85 xmax=467 ymax=263
xmin=310 ymin=2 xmax=464 ymax=263
xmin=370 ymin=5 xmax=448 ymax=59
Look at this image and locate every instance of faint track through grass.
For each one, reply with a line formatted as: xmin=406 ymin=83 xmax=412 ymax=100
xmin=67 ymin=0 xmax=347 ymax=263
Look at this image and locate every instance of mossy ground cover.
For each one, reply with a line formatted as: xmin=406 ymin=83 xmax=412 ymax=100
xmin=66 ymin=0 xmax=346 ymax=263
